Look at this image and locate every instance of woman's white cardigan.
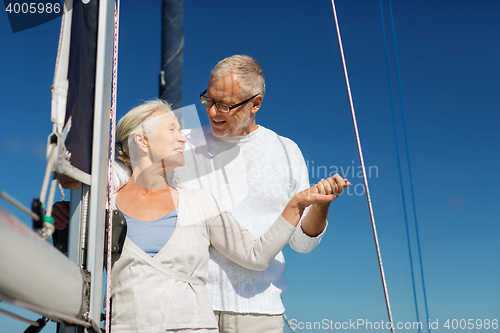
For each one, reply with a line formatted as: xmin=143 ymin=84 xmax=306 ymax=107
xmin=110 ymin=183 xmax=296 ymax=332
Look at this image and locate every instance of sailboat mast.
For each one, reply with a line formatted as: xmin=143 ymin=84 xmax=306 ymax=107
xmin=159 ymin=0 xmax=184 ymax=111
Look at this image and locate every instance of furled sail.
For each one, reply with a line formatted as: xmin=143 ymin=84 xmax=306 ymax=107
xmin=50 ymin=0 xmax=100 ymax=183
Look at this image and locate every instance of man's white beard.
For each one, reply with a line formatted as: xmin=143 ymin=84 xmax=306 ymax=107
xmin=213 ymin=108 xmax=252 ymax=138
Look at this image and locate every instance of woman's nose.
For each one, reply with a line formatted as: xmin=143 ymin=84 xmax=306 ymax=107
xmin=178 ymin=133 xmax=187 ymax=143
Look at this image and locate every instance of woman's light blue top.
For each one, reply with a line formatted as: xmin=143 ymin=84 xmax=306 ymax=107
xmin=117 ymin=206 xmax=178 ymax=257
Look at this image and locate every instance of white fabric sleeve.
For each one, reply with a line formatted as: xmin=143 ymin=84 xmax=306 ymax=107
xmin=288 ymin=147 xmax=328 ymax=254
xmin=290 ymin=218 xmax=328 ymax=254
xmin=111 ymin=159 xmax=131 ymax=192
xmin=209 ymin=210 xmax=296 ymax=271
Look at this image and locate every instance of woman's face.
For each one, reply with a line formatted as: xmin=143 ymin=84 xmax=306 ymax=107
xmin=145 ymin=112 xmax=187 ymax=168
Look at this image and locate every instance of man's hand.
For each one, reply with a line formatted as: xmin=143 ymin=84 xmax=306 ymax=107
xmin=282 ymin=174 xmax=350 ymax=228
xmin=297 ymin=174 xmax=351 ymax=209
xmin=59 ymin=174 xmax=82 ymax=190
xmin=293 ymin=174 xmax=351 ymax=237
xmin=52 ymin=201 xmax=70 ymax=230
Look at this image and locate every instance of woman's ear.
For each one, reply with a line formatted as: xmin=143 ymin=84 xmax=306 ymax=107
xmin=134 ymin=132 xmax=149 ymax=152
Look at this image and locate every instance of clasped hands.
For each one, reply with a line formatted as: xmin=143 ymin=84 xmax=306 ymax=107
xmin=295 ymin=174 xmax=351 ymax=210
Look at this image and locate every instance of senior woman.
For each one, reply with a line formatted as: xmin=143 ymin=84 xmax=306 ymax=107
xmin=55 ymin=99 xmax=348 ymax=333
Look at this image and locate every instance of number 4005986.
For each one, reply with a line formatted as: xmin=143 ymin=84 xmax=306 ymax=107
xmin=444 ymin=319 xmax=498 ymax=330
xmin=5 ymin=2 xmax=61 ymax=14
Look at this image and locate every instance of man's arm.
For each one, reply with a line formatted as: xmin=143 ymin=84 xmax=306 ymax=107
xmin=299 ymin=201 xmax=330 ymax=237
xmin=289 ymin=175 xmax=350 ymax=253
xmin=300 ymin=175 xmax=349 ymax=236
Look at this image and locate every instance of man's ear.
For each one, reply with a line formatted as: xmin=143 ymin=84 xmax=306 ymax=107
xmin=251 ymin=94 xmax=263 ymax=115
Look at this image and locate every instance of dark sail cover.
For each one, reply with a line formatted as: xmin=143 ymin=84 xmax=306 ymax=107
xmin=64 ymin=0 xmax=99 ymax=174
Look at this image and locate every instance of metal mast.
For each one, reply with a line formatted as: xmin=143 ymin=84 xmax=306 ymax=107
xmin=159 ymin=0 xmax=184 ymax=111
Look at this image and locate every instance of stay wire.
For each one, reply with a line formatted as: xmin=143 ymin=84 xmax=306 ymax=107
xmin=378 ymin=0 xmax=421 ymax=330
xmin=329 ymin=1 xmax=395 ymax=332
xmin=379 ymin=0 xmax=431 ymax=330
xmin=105 ymin=1 xmax=120 ymax=332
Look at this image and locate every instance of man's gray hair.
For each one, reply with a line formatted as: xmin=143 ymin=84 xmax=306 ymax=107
xmin=211 ymin=55 xmax=265 ymax=98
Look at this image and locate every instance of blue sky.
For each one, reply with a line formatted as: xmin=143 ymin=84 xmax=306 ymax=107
xmin=1 ymin=0 xmax=500 ymax=332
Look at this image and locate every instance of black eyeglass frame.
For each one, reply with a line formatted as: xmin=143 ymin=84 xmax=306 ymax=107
xmin=200 ymin=90 xmax=259 ymax=113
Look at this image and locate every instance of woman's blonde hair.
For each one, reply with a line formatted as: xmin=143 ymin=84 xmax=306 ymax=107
xmin=116 ymin=99 xmax=172 ymax=168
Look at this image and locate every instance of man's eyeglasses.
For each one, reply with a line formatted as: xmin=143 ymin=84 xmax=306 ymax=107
xmin=200 ymin=90 xmax=258 ymax=113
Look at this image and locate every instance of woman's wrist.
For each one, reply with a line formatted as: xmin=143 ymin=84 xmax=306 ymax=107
xmin=282 ymin=194 xmax=307 ymax=227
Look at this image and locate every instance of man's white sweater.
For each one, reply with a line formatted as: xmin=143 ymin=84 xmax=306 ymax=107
xmin=168 ymin=125 xmax=326 ymax=314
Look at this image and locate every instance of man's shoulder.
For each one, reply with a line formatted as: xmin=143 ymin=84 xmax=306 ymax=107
xmin=181 ymin=124 xmax=302 ymax=155
xmin=259 ymin=126 xmax=302 ymax=153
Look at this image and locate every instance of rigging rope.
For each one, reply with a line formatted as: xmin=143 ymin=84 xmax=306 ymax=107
xmin=378 ymin=1 xmax=431 ymax=331
xmin=0 ymin=190 xmax=39 ymax=221
xmin=105 ymin=1 xmax=120 ymax=332
xmin=9 ymin=298 xmax=92 ymax=328
xmin=0 ymin=307 xmax=41 ymax=327
xmin=329 ymin=1 xmax=395 ymax=332
xmin=283 ymin=314 xmax=296 ymax=333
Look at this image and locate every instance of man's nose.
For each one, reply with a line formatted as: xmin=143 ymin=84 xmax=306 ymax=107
xmin=207 ymin=103 xmax=220 ymax=116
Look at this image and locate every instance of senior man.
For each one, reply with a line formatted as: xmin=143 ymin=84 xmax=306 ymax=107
xmin=168 ymin=55 xmax=349 ymax=333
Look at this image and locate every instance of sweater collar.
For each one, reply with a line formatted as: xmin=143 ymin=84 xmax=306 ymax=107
xmin=209 ymin=125 xmax=264 ymax=143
